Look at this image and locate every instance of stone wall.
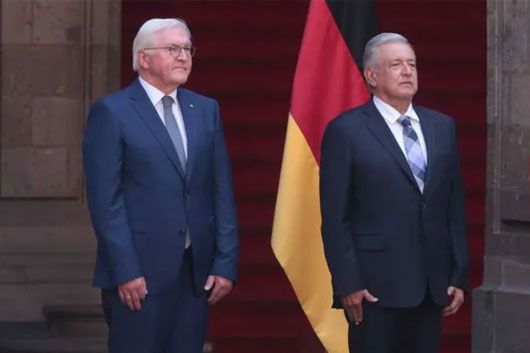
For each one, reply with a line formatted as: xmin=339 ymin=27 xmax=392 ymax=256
xmin=472 ymin=0 xmax=530 ymax=352
xmin=0 ymin=0 xmax=120 ymax=322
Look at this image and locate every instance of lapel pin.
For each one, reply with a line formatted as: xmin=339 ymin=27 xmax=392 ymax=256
xmin=190 ymin=104 xmax=194 ymax=108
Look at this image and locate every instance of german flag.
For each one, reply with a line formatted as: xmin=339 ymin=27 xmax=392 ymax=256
xmin=271 ymin=0 xmax=378 ymax=352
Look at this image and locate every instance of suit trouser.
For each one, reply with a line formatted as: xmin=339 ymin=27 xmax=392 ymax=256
xmin=101 ymin=249 xmax=208 ymax=353
xmin=348 ymin=293 xmax=443 ymax=353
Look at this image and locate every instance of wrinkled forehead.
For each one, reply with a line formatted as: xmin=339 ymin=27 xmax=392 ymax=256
xmin=378 ymin=41 xmax=416 ymax=62
xmin=154 ymin=26 xmax=191 ymax=46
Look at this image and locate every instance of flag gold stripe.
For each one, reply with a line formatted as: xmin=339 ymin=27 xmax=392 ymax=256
xmin=272 ymin=115 xmax=348 ymax=353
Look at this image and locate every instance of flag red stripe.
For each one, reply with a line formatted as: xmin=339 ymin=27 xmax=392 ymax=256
xmin=290 ymin=0 xmax=370 ymax=164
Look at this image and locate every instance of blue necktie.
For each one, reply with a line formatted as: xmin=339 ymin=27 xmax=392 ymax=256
xmin=162 ymin=96 xmax=190 ymax=248
xmin=399 ymin=115 xmax=426 ymax=192
xmin=162 ymin=96 xmax=186 ymax=172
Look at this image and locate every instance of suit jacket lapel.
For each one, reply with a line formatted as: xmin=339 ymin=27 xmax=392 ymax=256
xmin=177 ymin=88 xmax=198 ymax=183
xmin=362 ymin=100 xmax=419 ymax=190
xmin=128 ymin=79 xmax=186 ymax=179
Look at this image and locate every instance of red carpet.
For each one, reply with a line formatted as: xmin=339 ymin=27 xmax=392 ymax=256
xmin=121 ymin=1 xmax=486 ymax=352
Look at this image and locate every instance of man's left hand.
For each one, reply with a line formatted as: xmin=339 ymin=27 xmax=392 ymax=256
xmin=204 ymin=275 xmax=233 ymax=305
xmin=443 ymin=286 xmax=464 ymax=317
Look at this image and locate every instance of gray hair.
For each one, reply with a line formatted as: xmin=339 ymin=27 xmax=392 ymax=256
xmin=132 ymin=18 xmax=191 ymax=72
xmin=363 ymin=33 xmax=412 ymax=69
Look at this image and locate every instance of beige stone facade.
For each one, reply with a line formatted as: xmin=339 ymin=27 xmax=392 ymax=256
xmin=472 ymin=0 xmax=530 ymax=352
xmin=0 ymin=0 xmax=121 ymax=321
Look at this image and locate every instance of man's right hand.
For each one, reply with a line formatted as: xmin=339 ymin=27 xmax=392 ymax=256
xmin=118 ymin=277 xmax=148 ymax=311
xmin=341 ymin=289 xmax=379 ymax=325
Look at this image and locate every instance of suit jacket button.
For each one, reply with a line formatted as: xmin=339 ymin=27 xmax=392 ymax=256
xmin=184 ymin=191 xmax=190 ymax=199
xmin=179 ymin=230 xmax=186 ymax=236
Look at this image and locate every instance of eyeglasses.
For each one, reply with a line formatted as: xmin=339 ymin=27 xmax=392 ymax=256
xmin=143 ymin=44 xmax=196 ymax=58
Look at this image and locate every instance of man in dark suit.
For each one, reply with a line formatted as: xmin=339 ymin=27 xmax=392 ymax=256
xmin=320 ymin=33 xmax=469 ymax=353
xmin=82 ymin=18 xmax=238 ymax=353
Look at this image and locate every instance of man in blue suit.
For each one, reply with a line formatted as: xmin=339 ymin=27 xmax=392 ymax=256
xmin=320 ymin=33 xmax=469 ymax=353
xmin=82 ymin=18 xmax=238 ymax=353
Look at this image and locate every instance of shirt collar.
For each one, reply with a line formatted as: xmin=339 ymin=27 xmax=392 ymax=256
xmin=138 ymin=76 xmax=178 ymax=107
xmin=372 ymin=95 xmax=419 ymax=124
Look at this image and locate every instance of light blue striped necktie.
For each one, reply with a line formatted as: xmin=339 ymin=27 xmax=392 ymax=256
xmin=399 ymin=115 xmax=426 ymax=192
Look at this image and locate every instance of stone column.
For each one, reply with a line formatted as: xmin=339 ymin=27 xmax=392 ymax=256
xmin=472 ymin=0 xmax=530 ymax=352
xmin=0 ymin=0 xmax=120 ymax=322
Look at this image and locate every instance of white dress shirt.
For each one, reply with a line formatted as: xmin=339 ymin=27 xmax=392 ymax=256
xmin=373 ymin=95 xmax=428 ymax=164
xmin=138 ymin=76 xmax=188 ymax=158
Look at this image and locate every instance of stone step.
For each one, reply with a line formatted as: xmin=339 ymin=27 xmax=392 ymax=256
xmin=0 ymin=338 xmax=108 ymax=353
xmin=0 ymin=338 xmax=214 ymax=353
xmin=43 ymin=305 xmax=106 ymax=338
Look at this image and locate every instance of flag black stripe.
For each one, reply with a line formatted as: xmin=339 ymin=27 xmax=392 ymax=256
xmin=325 ymin=0 xmax=379 ymax=71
